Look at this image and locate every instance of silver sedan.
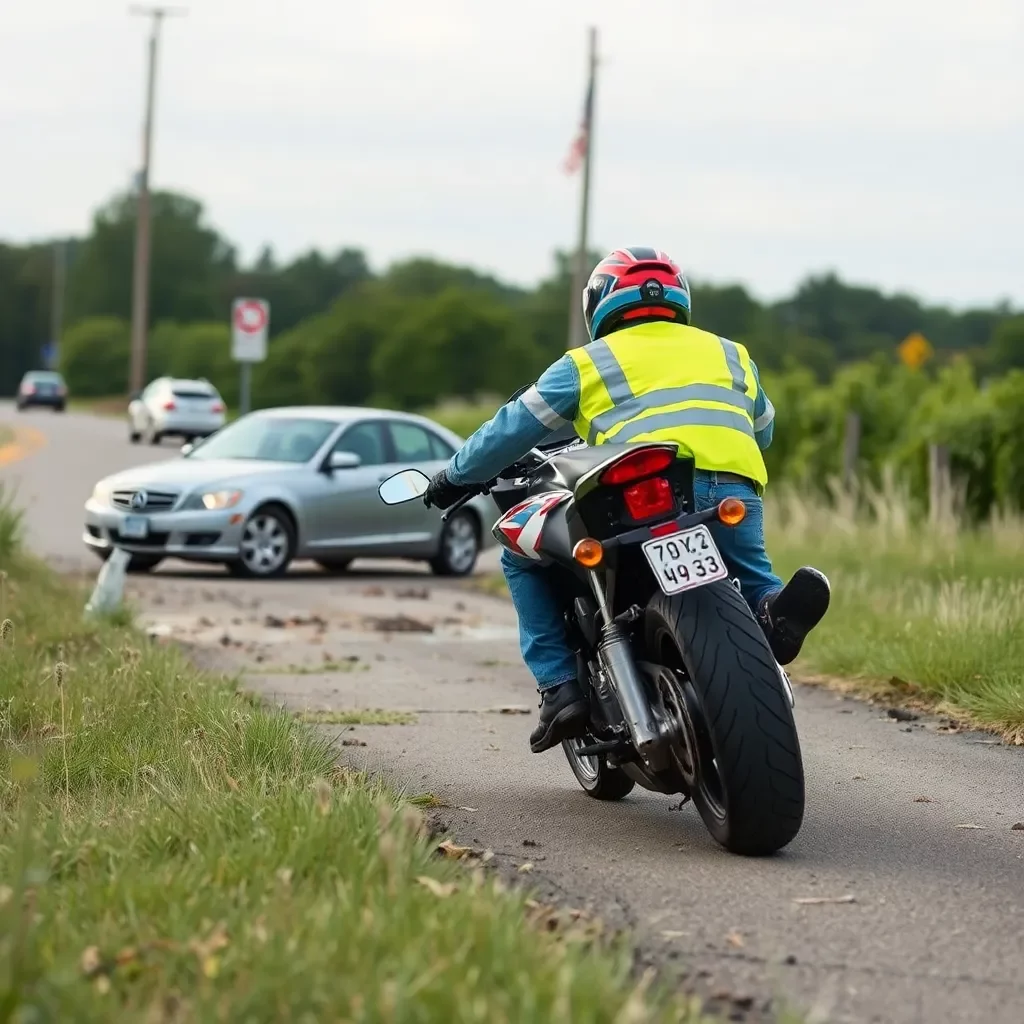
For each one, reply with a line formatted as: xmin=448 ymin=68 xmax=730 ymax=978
xmin=83 ymin=406 xmax=497 ymax=578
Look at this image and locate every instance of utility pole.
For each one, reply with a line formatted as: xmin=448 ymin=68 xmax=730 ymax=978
xmin=128 ymin=4 xmax=186 ymax=395
xmin=49 ymin=240 xmax=66 ymax=369
xmin=567 ymin=27 xmax=598 ymax=350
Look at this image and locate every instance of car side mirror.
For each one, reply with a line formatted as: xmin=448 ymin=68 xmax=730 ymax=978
xmin=327 ymin=450 xmax=361 ymax=471
xmin=180 ymin=442 xmax=194 ymax=457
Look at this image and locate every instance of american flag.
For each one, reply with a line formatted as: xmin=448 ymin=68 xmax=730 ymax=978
xmin=563 ymin=78 xmax=593 ymax=175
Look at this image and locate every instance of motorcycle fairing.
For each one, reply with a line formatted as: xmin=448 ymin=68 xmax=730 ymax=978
xmin=492 ymin=490 xmax=573 ymax=560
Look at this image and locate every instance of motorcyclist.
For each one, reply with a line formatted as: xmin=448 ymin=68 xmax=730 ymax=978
xmin=424 ymin=247 xmax=831 ymax=753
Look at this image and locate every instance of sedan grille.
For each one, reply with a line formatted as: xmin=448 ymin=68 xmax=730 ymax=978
xmin=111 ymin=489 xmax=179 ymax=512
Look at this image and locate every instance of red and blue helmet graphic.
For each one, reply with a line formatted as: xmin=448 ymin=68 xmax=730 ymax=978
xmin=583 ymin=246 xmax=692 ymax=341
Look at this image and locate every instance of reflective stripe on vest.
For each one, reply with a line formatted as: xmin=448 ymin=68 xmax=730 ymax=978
xmin=567 ymin=323 xmax=769 ymax=489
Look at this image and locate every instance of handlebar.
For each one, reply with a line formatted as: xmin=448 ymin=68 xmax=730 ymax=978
xmin=436 ymin=437 xmax=585 ymax=520
xmin=440 ymin=485 xmax=490 ymax=522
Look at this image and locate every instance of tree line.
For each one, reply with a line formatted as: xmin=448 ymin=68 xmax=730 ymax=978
xmin=3 ymin=187 xmax=1024 ymax=514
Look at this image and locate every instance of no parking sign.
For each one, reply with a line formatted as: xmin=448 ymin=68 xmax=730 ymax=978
xmin=231 ymin=298 xmax=270 ymax=362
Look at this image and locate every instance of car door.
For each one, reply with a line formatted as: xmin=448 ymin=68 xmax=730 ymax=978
xmin=304 ymin=420 xmax=393 ymax=554
xmin=381 ymin=420 xmax=456 ymax=551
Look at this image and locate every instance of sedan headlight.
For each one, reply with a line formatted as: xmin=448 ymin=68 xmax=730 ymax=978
xmin=91 ymin=482 xmax=112 ymax=506
xmin=201 ymin=489 xmax=243 ymax=510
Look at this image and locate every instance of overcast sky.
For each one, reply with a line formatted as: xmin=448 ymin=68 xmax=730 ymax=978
xmin=4 ymin=0 xmax=1022 ymax=307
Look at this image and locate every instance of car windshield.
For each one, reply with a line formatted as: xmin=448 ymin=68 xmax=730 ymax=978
xmin=25 ymin=372 xmax=63 ymax=384
xmin=188 ymin=416 xmax=336 ymax=463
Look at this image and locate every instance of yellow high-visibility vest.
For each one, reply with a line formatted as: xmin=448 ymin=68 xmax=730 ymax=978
xmin=567 ymin=321 xmax=769 ymax=489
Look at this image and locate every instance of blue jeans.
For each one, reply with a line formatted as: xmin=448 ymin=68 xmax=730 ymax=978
xmin=502 ymin=471 xmax=784 ymax=690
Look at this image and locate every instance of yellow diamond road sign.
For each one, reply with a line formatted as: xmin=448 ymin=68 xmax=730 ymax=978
xmin=898 ymin=332 xmax=933 ymax=369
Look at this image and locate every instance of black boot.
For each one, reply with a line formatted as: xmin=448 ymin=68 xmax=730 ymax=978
xmin=529 ymin=680 xmax=588 ymax=753
xmin=760 ymin=567 xmax=831 ymax=666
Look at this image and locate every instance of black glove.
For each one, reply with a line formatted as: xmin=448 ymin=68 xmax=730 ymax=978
xmin=423 ymin=470 xmax=468 ymax=510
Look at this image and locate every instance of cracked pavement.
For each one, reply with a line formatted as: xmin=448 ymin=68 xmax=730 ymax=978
xmin=3 ymin=402 xmax=1024 ymax=1024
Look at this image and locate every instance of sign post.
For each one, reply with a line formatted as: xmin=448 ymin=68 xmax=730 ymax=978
xmin=231 ymin=298 xmax=269 ymax=416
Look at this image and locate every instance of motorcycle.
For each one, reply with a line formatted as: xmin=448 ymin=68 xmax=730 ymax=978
xmin=378 ymin=398 xmax=803 ymax=856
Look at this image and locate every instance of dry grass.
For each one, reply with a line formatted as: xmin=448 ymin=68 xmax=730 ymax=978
xmin=67 ymin=396 xmax=129 ymax=418
xmin=768 ymin=474 xmax=1024 ymax=743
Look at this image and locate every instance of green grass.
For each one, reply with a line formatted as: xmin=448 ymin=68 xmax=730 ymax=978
xmin=423 ymin=399 xmax=500 ymax=439
xmin=766 ymin=481 xmax=1024 ymax=743
xmin=67 ymin=397 xmax=128 ymax=418
xmin=0 ymin=492 xmax=708 ymax=1022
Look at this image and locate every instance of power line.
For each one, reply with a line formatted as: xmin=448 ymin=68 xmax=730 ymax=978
xmin=127 ymin=5 xmax=187 ymax=395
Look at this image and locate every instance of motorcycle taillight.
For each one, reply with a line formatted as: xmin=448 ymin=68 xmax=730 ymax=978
xmin=622 ymin=477 xmax=674 ymax=521
xmin=600 ymin=447 xmax=675 ymax=485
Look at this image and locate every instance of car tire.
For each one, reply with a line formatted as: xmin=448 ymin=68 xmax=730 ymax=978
xmin=430 ymin=510 xmax=479 ymax=577
xmin=129 ymin=426 xmax=141 ymax=444
xmin=229 ymin=503 xmax=296 ymax=579
xmin=316 ymin=558 xmax=353 ymax=574
xmin=54 ymin=404 xmax=65 ymax=413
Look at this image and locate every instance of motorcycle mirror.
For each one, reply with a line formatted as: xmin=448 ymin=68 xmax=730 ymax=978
xmin=379 ymin=469 xmax=430 ymax=505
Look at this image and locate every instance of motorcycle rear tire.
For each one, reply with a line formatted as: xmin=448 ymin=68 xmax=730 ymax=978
xmin=645 ymin=580 xmax=805 ymax=856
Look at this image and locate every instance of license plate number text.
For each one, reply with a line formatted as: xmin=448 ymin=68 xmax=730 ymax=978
xmin=641 ymin=525 xmax=729 ymax=595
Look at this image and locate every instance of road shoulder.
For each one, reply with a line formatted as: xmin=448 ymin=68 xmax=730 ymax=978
xmin=0 ymin=422 xmax=48 ymax=467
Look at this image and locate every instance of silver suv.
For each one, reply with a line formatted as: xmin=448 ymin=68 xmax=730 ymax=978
xmin=128 ymin=377 xmax=227 ymax=446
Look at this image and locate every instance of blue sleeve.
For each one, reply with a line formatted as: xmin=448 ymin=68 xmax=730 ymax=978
xmin=751 ymin=361 xmax=775 ymax=451
xmin=446 ymin=355 xmax=581 ymax=485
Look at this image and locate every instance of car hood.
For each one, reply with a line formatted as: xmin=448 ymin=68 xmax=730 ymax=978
xmin=98 ymin=458 xmax=300 ymax=492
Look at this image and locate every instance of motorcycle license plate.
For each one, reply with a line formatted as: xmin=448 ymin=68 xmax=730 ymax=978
xmin=641 ymin=525 xmax=728 ymax=595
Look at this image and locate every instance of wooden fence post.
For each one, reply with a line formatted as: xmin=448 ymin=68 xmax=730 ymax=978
xmin=928 ymin=443 xmax=951 ymax=525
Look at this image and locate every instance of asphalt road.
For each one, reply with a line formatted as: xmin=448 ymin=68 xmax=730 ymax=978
xmin=2 ymin=402 xmax=1023 ymax=1024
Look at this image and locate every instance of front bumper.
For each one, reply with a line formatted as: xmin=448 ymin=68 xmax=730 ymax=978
xmin=83 ymin=499 xmax=246 ymax=561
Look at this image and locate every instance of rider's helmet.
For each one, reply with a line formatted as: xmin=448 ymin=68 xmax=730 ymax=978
xmin=582 ymin=247 xmax=691 ymax=341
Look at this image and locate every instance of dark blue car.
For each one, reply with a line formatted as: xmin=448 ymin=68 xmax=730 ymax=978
xmin=17 ymin=370 xmax=67 ymax=412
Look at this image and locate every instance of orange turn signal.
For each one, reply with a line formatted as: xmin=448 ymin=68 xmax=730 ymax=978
xmin=573 ymin=537 xmax=604 ymax=568
xmin=716 ymin=497 xmax=746 ymax=526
